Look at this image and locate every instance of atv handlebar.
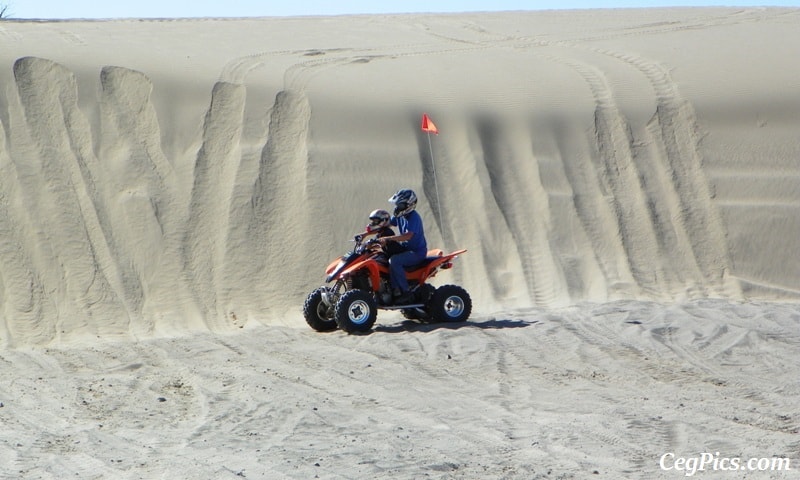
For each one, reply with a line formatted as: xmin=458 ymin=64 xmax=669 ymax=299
xmin=351 ymin=233 xmax=381 ymax=254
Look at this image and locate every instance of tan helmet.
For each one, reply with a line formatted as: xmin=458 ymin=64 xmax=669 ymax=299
xmin=368 ymin=209 xmax=391 ymax=229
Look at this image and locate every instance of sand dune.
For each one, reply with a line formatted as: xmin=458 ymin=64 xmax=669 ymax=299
xmin=1 ymin=9 xmax=798 ymax=342
xmin=0 ymin=8 xmax=798 ymax=478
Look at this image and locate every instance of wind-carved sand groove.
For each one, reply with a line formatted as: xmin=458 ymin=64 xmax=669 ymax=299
xmin=551 ymin=121 xmax=638 ymax=298
xmin=645 ymin=67 xmax=737 ymax=297
xmin=248 ymin=89 xmax=312 ymax=315
xmin=522 ymin=45 xmax=716 ymax=301
xmin=96 ymin=67 xmax=147 ymax=320
xmin=425 ymin=119 xmax=528 ymax=305
xmin=654 ymin=101 xmax=738 ymax=297
xmin=570 ymin=45 xmax=741 ymax=299
xmin=0 ymin=120 xmax=54 ymax=346
xmin=12 ymin=57 xmax=131 ymax=339
xmin=98 ymin=65 xmax=194 ymax=334
xmin=633 ymin=117 xmax=708 ymax=298
xmin=588 ymin=63 xmax=706 ymax=299
xmin=184 ymin=82 xmax=246 ymax=329
xmin=530 ymin=49 xmax=674 ymax=300
xmin=565 ymin=58 xmax=667 ymax=298
xmin=477 ymin=119 xmax=567 ymax=307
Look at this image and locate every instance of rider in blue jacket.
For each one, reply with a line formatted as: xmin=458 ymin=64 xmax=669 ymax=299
xmin=378 ymin=189 xmax=427 ymax=305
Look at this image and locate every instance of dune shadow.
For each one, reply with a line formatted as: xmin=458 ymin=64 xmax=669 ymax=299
xmin=372 ymin=318 xmax=536 ymax=334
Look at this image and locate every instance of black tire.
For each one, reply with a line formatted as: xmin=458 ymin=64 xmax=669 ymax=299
xmin=401 ymin=284 xmax=436 ymax=321
xmin=428 ymin=285 xmax=472 ymax=323
xmin=334 ymin=289 xmax=378 ymax=333
xmin=303 ymin=288 xmax=337 ymax=332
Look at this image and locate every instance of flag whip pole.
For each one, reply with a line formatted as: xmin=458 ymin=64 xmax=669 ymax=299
xmin=421 ymin=113 xmax=445 ymax=244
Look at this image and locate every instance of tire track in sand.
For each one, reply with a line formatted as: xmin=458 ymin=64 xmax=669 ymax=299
xmin=477 ymin=118 xmax=568 ymax=307
xmin=583 ymin=46 xmax=742 ymax=298
xmin=538 ymin=51 xmax=668 ymax=298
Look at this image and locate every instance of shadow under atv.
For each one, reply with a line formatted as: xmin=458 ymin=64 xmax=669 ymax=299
xmin=372 ymin=317 xmax=537 ymax=334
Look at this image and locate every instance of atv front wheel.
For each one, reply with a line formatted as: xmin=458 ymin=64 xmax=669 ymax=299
xmin=303 ymin=288 xmax=337 ymax=332
xmin=428 ymin=285 xmax=472 ymax=323
xmin=334 ymin=289 xmax=378 ymax=333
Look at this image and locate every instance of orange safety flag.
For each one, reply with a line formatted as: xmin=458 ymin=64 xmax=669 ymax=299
xmin=421 ymin=113 xmax=439 ymax=135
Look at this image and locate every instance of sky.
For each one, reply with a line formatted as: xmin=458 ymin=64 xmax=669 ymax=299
xmin=2 ymin=0 xmax=798 ymax=19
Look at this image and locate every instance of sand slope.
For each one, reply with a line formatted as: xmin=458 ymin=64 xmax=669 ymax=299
xmin=0 ymin=8 xmax=799 ymax=478
xmin=0 ymin=9 xmax=798 ymax=343
xmin=0 ymin=9 xmax=800 ymax=344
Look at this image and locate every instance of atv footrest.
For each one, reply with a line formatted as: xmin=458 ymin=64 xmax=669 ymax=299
xmin=379 ymin=303 xmax=425 ymax=310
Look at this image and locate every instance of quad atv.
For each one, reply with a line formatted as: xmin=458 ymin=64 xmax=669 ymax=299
xmin=303 ymin=234 xmax=471 ymax=333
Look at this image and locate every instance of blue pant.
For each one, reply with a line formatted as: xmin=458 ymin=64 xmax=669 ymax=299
xmin=389 ymin=250 xmax=426 ymax=293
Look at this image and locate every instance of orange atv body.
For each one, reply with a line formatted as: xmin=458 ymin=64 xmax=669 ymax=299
xmin=329 ymin=247 xmax=465 ymax=293
xmin=304 ymin=234 xmax=472 ymax=333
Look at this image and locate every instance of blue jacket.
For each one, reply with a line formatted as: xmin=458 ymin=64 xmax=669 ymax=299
xmin=391 ymin=210 xmax=427 ymax=256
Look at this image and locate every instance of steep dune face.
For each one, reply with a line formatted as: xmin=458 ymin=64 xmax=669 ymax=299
xmin=5 ymin=57 xmax=131 ymax=344
xmin=0 ymin=9 xmax=797 ymax=345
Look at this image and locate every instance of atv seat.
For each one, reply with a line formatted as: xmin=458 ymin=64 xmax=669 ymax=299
xmin=403 ymin=256 xmax=442 ymax=272
xmin=401 ymin=249 xmax=445 ymax=271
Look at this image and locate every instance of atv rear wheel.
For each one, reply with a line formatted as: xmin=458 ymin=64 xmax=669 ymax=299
xmin=428 ymin=285 xmax=472 ymax=323
xmin=303 ymin=288 xmax=337 ymax=332
xmin=334 ymin=289 xmax=378 ymax=333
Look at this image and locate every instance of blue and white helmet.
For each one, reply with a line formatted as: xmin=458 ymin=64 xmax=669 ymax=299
xmin=388 ymin=189 xmax=417 ymax=217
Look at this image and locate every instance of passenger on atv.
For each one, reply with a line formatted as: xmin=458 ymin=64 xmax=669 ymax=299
xmin=361 ymin=209 xmax=403 ymax=256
